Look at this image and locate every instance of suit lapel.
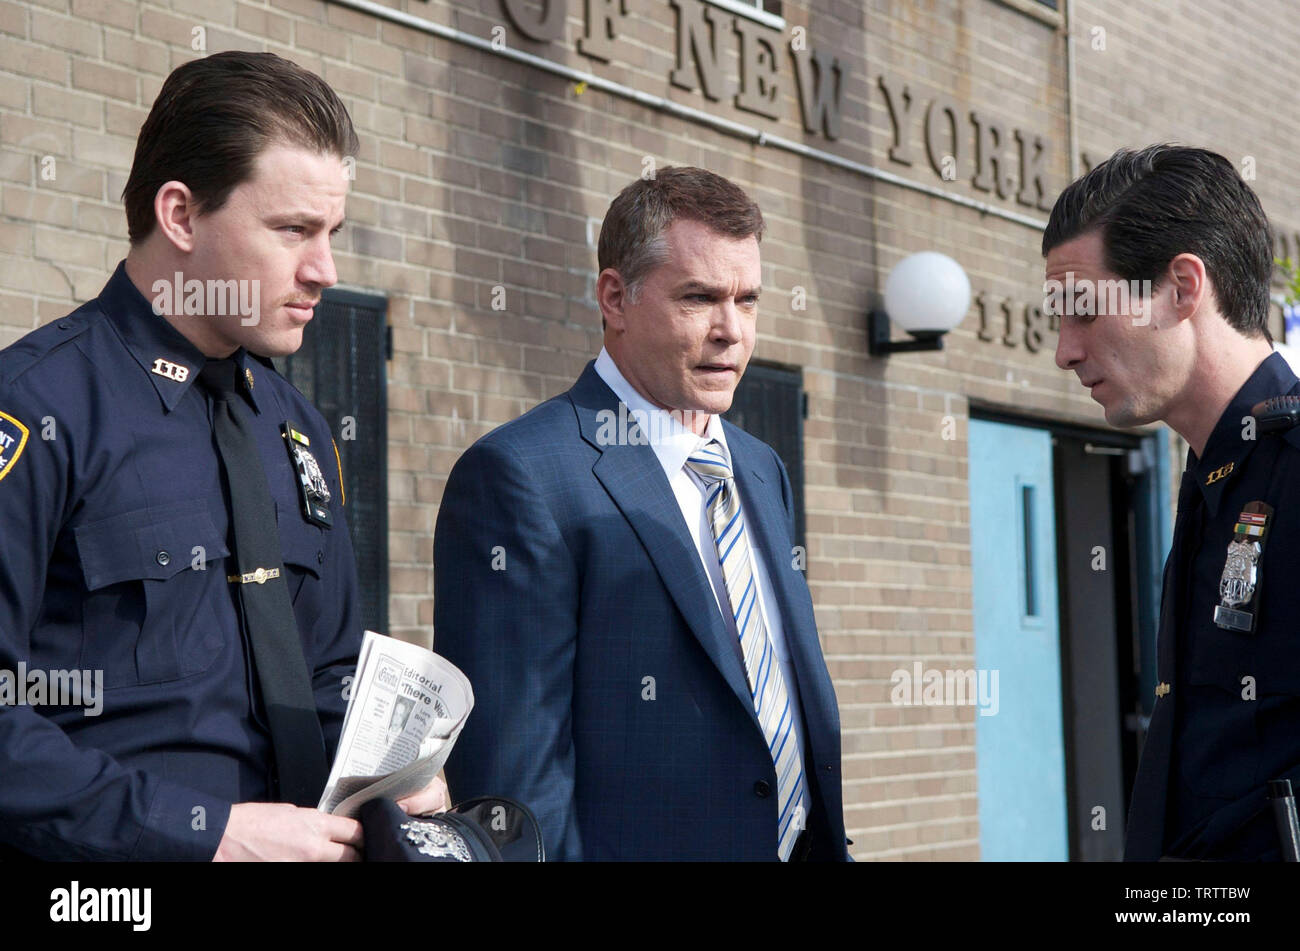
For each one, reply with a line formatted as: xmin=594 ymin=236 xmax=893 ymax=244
xmin=729 ymin=430 xmax=840 ymax=760
xmin=568 ymin=364 xmax=758 ymax=723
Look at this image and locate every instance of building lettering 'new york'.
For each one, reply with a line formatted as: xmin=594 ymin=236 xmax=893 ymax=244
xmin=500 ymin=0 xmax=844 ymax=140
xmin=498 ymin=0 xmax=1055 ymax=208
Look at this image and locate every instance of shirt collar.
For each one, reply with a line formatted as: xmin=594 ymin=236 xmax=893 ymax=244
xmin=1192 ymin=350 xmax=1298 ymax=514
xmin=593 ymin=347 xmax=728 ymax=481
xmin=99 ymin=260 xmax=262 ymax=414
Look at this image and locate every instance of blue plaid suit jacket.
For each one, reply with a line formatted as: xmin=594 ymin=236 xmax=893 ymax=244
xmin=435 ymin=362 xmax=848 ymax=860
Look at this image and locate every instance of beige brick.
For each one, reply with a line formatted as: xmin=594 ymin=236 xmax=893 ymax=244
xmin=326 ymin=1 xmax=378 ymax=38
xmin=30 ymin=8 xmax=100 ymax=56
xmin=71 ymin=127 xmax=133 ymax=169
xmin=2 ymin=186 xmax=77 ymax=228
xmin=350 ymin=37 xmax=401 ymax=76
xmin=1 ymin=113 xmax=72 ymax=155
xmin=44 ymin=162 xmax=103 ymax=198
xmin=0 ymin=253 xmax=75 ymax=296
xmin=294 ymin=18 xmax=347 ymax=58
xmin=33 ymin=225 xmax=101 ymax=267
xmin=0 ymin=74 xmax=26 ymax=109
xmin=71 ymin=58 xmax=136 ymax=102
xmin=272 ymin=0 xmax=325 ymax=21
xmin=0 ymin=0 xmax=27 ymax=38
xmin=103 ymin=30 xmax=171 ymax=76
xmin=234 ymin=2 xmax=291 ymax=44
xmin=172 ymin=0 xmax=235 ymax=26
xmin=103 ymin=100 xmax=146 ymax=138
xmin=0 ymin=36 xmax=69 ymax=83
xmin=73 ymin=200 xmax=125 ymax=239
xmin=0 ymin=220 xmax=32 ymax=254
xmin=138 ymin=8 xmax=197 ymax=47
xmin=321 ymin=60 xmax=375 ymax=99
xmin=70 ymin=0 xmax=135 ymax=31
xmin=32 ymin=84 xmax=101 ymax=128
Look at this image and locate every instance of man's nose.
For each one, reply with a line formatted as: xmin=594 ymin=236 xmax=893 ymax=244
xmin=299 ymin=235 xmax=338 ymax=290
xmin=1055 ymin=320 xmax=1083 ymax=371
xmin=712 ymin=300 xmax=744 ymax=344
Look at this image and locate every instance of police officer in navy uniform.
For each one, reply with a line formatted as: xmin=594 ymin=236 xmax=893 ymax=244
xmin=0 ymin=52 xmax=445 ymax=861
xmin=1044 ymin=144 xmax=1299 ymax=860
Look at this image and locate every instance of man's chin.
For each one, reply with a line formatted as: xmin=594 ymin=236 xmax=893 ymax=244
xmin=245 ymin=334 xmax=304 ymax=360
xmin=688 ymin=395 xmax=734 ymax=418
xmin=1103 ymin=398 xmax=1152 ymax=430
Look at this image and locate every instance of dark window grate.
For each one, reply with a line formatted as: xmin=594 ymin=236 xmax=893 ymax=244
xmin=723 ymin=362 xmax=805 ymax=548
xmin=275 ymin=288 xmax=389 ymax=634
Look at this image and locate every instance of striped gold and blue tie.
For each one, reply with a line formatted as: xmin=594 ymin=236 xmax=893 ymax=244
xmin=686 ymin=437 xmax=805 ymax=860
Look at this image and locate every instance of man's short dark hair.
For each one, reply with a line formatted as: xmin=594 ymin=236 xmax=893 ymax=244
xmin=1042 ymin=144 xmax=1274 ymax=340
xmin=598 ymin=166 xmax=765 ymax=306
xmin=121 ymin=51 xmax=359 ymax=244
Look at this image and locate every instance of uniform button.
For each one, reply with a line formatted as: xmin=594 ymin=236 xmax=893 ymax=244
xmin=155 ymin=550 xmax=171 ymax=566
xmin=317 ymin=551 xmax=324 ymax=564
xmin=57 ymin=321 xmax=71 ymax=330
xmin=753 ymin=780 xmax=771 ymax=798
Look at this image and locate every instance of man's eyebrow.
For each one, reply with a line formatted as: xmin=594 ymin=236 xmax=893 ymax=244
xmin=265 ymin=213 xmax=346 ymax=230
xmin=675 ymin=281 xmax=762 ymax=297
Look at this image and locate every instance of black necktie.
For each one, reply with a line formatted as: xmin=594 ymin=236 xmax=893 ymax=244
xmin=199 ymin=358 xmax=328 ymax=806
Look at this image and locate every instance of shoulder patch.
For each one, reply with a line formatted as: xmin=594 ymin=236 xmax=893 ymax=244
xmin=0 ymin=411 xmax=30 ymax=482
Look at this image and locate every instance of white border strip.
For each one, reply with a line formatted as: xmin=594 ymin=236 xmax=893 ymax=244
xmin=702 ymin=0 xmax=786 ymax=31
xmin=327 ymin=0 xmax=1049 ymax=231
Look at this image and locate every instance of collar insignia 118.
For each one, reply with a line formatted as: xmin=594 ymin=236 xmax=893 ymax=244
xmin=1214 ymin=501 xmax=1273 ymax=633
xmin=150 ymin=357 xmax=190 ymax=382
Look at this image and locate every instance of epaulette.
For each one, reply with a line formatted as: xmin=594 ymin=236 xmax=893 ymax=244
xmin=0 ymin=308 xmax=96 ymax=387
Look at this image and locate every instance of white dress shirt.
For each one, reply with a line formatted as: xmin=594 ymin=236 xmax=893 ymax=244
xmin=594 ymin=348 xmax=811 ymax=823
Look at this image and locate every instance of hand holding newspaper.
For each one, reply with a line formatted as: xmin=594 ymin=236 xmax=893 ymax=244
xmin=317 ymin=631 xmax=474 ymax=817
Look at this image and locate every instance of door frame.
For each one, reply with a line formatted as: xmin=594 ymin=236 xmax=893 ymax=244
xmin=967 ymin=403 xmax=1167 ymax=860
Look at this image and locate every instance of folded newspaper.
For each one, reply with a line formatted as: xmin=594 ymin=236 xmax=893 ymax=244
xmin=317 ymin=631 xmax=474 ymax=817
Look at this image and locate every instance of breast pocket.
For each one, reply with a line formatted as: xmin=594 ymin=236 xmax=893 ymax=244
xmin=276 ymin=498 xmax=324 ymax=627
xmin=75 ymin=501 xmax=230 ymax=687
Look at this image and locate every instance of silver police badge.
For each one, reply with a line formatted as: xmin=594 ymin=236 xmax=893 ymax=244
xmin=1214 ymin=502 xmax=1273 ymax=633
xmin=281 ymin=421 xmax=333 ymax=528
xmin=400 ymin=819 xmax=473 ymax=862
xmin=1218 ymin=539 xmax=1259 ymax=606
xmin=291 ymin=441 xmax=331 ymax=505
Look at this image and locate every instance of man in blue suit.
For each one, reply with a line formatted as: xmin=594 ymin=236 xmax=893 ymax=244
xmin=435 ymin=167 xmax=849 ymax=861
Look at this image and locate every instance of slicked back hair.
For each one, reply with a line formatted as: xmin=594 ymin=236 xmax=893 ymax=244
xmin=122 ymin=51 xmax=358 ymax=244
xmin=1042 ymin=144 xmax=1274 ymax=340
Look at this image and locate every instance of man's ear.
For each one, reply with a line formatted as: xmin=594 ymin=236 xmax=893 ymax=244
xmin=1166 ymin=252 xmax=1209 ymax=322
xmin=153 ymin=180 xmax=198 ymax=254
xmin=596 ymin=268 xmax=628 ymax=332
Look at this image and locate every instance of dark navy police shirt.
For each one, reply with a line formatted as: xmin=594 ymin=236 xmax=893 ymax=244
xmin=1129 ymin=351 xmax=1300 ymax=860
xmin=0 ymin=261 xmax=361 ymax=860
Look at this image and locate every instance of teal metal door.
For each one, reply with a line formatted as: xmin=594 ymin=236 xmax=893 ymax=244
xmin=968 ymin=418 xmax=1069 ymax=860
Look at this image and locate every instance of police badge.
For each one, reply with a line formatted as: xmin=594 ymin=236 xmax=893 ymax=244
xmin=281 ymin=421 xmax=332 ymax=528
xmin=400 ymin=818 xmax=473 ymax=862
xmin=1213 ymin=501 xmax=1273 ymax=633
xmin=358 ymin=796 xmax=545 ymax=862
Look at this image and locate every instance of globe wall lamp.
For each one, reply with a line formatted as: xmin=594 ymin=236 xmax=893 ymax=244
xmin=868 ymin=252 xmax=972 ymax=356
